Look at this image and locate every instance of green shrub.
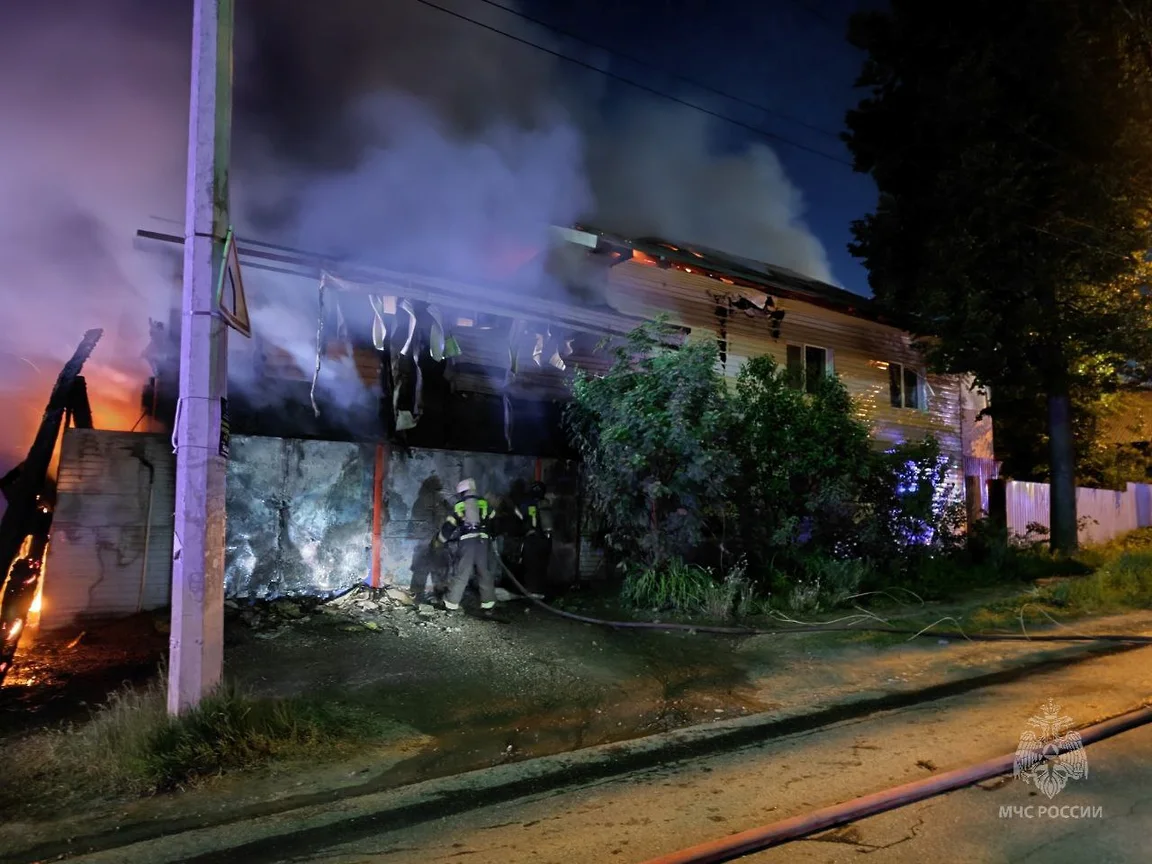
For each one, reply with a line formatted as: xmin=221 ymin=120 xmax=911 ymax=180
xmin=567 ymin=323 xmax=988 ymax=612
xmin=567 ymin=321 xmax=734 ymax=572
xmin=621 ymin=558 xmax=715 ymax=612
xmin=730 ymin=356 xmax=874 ymax=579
xmin=856 ymin=437 xmax=965 ymax=566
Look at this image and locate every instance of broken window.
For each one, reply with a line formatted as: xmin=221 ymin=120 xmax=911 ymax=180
xmin=889 ymin=362 xmax=925 ymax=410
xmin=786 ymin=344 xmax=832 ymax=394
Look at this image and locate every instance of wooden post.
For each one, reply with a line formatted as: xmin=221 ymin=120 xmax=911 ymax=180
xmin=0 ymin=329 xmax=102 ymax=585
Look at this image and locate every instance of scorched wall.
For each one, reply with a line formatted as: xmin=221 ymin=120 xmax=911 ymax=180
xmin=41 ymin=430 xmax=581 ymax=628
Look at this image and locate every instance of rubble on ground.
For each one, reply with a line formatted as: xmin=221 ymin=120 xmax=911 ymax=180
xmin=224 ymin=585 xmax=534 ymax=640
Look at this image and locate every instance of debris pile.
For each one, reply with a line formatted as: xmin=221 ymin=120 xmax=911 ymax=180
xmin=318 ymin=587 xmax=466 ymax=638
xmin=224 ymin=586 xmax=510 ymax=639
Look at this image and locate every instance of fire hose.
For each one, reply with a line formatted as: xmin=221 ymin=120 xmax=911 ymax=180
xmin=492 ymin=558 xmax=1152 ymax=862
xmin=493 ymin=556 xmax=1152 ymax=645
xmin=638 ymin=700 xmax=1152 ymax=863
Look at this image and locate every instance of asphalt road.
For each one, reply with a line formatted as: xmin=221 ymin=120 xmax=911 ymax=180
xmin=283 ymin=645 xmax=1152 ymax=864
xmin=66 ymin=643 xmax=1152 ymax=864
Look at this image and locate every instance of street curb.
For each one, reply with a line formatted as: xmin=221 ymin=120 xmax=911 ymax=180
xmin=5 ymin=638 xmax=1145 ymax=864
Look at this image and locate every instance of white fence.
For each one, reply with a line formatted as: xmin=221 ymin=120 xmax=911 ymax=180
xmin=1004 ymin=480 xmax=1152 ymax=546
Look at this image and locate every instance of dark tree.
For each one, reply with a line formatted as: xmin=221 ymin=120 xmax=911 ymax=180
xmin=844 ymin=0 xmax=1152 ymax=552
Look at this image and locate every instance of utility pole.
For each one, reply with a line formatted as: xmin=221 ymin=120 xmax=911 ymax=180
xmin=169 ymin=0 xmax=233 ymax=715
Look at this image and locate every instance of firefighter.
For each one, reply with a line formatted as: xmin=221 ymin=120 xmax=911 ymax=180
xmin=515 ymin=481 xmax=553 ymax=594
xmin=433 ymin=478 xmax=496 ymax=612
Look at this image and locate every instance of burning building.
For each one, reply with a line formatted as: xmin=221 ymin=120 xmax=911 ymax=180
xmin=28 ymin=223 xmax=996 ymax=630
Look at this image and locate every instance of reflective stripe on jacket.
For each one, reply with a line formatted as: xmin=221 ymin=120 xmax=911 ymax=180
xmin=438 ymin=494 xmax=490 ymax=541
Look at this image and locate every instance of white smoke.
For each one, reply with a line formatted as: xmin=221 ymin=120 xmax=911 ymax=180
xmin=0 ymin=1 xmax=188 ymax=511
xmin=584 ymin=101 xmax=836 ymax=283
xmin=0 ymin=0 xmax=839 ymax=488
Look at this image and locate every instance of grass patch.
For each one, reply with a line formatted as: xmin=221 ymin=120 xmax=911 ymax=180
xmin=964 ymin=530 xmax=1152 ymax=631
xmin=621 ymin=559 xmax=714 ymax=613
xmin=3 ymin=675 xmax=411 ymax=808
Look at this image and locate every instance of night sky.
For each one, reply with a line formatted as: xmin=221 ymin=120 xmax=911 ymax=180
xmin=525 ymin=0 xmax=879 ymax=295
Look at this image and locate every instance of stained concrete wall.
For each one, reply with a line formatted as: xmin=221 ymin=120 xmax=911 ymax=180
xmin=42 ymin=431 xmax=585 ymax=624
xmin=225 ymin=437 xmax=376 ymax=598
xmin=42 ymin=430 xmax=175 ymax=631
xmin=224 ymin=437 xmax=581 ymax=599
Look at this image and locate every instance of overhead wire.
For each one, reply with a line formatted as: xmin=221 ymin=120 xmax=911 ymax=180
xmin=411 ymin=0 xmax=1147 ymax=264
xmin=407 ymin=0 xmax=855 ymax=166
xmin=469 ymin=0 xmax=843 ymax=141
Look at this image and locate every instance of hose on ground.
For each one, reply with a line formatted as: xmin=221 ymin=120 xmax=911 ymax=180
xmin=494 ymin=557 xmax=1152 ymax=646
xmin=640 ymin=700 xmax=1152 ymax=863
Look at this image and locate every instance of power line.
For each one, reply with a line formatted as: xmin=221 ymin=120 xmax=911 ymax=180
xmin=408 ymin=0 xmax=855 ymax=167
xmin=470 ymin=0 xmax=843 ymax=142
xmin=413 ymin=0 xmax=1141 ymax=265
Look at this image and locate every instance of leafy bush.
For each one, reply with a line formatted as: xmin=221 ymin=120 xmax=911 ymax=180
xmin=730 ymin=356 xmax=874 ymax=572
xmin=567 ymin=323 xmax=982 ymax=612
xmin=567 ymin=321 xmax=734 ymax=571
xmin=856 ymin=437 xmax=966 ymax=570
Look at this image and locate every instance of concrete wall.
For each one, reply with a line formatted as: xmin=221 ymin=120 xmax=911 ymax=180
xmin=42 ymin=430 xmax=583 ymax=626
xmin=225 ymin=437 xmax=583 ymax=597
xmin=42 ymin=430 xmax=175 ymax=631
xmin=225 ymin=437 xmax=376 ymax=598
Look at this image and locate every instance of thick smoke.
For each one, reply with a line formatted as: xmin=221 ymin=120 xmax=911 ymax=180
xmin=584 ymin=102 xmax=836 ymax=283
xmin=0 ymin=0 xmax=838 ymax=495
xmin=0 ymin=1 xmax=188 ymax=515
xmin=230 ymin=0 xmax=837 ymax=409
xmin=235 ymin=0 xmax=836 ymax=282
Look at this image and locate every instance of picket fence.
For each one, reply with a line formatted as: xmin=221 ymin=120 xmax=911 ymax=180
xmin=1003 ymin=480 xmax=1152 ymax=547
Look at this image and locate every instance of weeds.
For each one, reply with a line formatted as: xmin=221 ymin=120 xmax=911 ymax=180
xmin=1048 ymin=550 xmax=1152 ymax=613
xmin=965 ymin=530 xmax=1152 ymax=631
xmin=621 ymin=558 xmax=714 ymax=612
xmin=699 ymin=559 xmax=756 ymax=620
xmin=786 ymin=556 xmax=868 ymax=613
xmin=3 ymin=675 xmax=409 ymax=806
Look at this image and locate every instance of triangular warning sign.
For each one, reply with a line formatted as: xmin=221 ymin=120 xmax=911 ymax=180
xmin=217 ymin=228 xmax=251 ymax=338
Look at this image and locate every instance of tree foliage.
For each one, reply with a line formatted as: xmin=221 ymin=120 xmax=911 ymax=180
xmin=730 ymin=356 xmax=873 ymax=563
xmin=844 ymin=0 xmax=1152 ymax=551
xmin=565 ymin=322 xmax=734 ymax=570
xmin=567 ymin=327 xmax=964 ymax=605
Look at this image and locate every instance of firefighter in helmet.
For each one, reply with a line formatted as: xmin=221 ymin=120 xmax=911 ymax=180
xmin=433 ymin=478 xmax=496 ymax=612
xmin=515 ymin=481 xmax=553 ymax=594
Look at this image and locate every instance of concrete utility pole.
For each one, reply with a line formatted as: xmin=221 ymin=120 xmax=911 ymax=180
xmin=169 ymin=0 xmax=234 ymax=715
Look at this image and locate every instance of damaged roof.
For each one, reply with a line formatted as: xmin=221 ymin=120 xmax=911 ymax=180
xmin=570 ymin=226 xmax=883 ymax=323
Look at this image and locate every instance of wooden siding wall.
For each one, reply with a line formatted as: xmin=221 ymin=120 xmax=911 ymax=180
xmin=606 ymin=261 xmax=967 ymax=478
xmin=41 ymin=430 xmax=174 ymax=631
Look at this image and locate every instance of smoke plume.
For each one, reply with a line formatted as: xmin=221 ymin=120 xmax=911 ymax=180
xmin=0 ymin=0 xmax=837 ymax=499
xmin=584 ymin=101 xmax=835 ymax=282
xmin=0 ymin=0 xmax=189 ymax=516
